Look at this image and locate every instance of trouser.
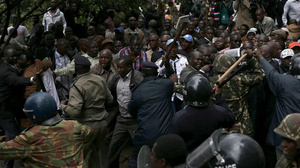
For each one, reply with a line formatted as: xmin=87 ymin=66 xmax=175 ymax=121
xmin=100 ymin=106 xmax=119 ymax=168
xmin=107 ymin=116 xmax=137 ymax=168
xmin=0 ymin=117 xmax=20 ymax=168
xmin=81 ymin=120 xmax=107 ymax=168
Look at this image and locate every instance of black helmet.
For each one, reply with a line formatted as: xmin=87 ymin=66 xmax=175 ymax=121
xmin=290 ymin=53 xmax=300 ymax=79
xmin=23 ymin=92 xmax=59 ymax=125
xmin=182 ymin=71 xmax=211 ymax=107
xmin=186 ymin=129 xmax=265 ymax=168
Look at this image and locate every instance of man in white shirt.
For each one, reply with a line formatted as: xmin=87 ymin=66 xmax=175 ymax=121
xmin=42 ymin=0 xmax=67 ymax=32
xmin=282 ymin=0 xmax=300 ymax=26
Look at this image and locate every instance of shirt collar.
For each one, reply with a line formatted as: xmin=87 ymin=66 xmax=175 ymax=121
xmin=120 ymin=70 xmax=132 ymax=81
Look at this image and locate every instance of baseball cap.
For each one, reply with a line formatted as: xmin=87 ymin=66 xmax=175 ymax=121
xmin=101 ymin=39 xmax=113 ymax=46
xmin=280 ymin=49 xmax=294 ymax=59
xmin=166 ymin=39 xmax=180 ymax=46
xmin=180 ymin=34 xmax=193 ymax=42
xmin=247 ymin=28 xmax=257 ymax=36
xmin=289 ymin=42 xmax=300 ymax=49
xmin=115 ymin=27 xmax=124 ymax=34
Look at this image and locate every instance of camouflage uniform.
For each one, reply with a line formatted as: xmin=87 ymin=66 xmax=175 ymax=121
xmin=274 ymin=113 xmax=300 ymax=168
xmin=209 ymin=54 xmax=265 ymax=135
xmin=0 ymin=120 xmax=93 ymax=168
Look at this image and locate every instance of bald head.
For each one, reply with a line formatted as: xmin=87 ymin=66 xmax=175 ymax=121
xmin=260 ymin=44 xmax=273 ymax=60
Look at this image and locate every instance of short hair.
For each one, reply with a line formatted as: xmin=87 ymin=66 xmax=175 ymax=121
xmin=154 ymin=134 xmax=187 ymax=167
xmin=57 ymin=38 xmax=68 ymax=46
xmin=99 ymin=49 xmax=112 ymax=57
xmin=118 ymin=56 xmax=133 ymax=67
xmin=240 ymin=24 xmax=250 ymax=31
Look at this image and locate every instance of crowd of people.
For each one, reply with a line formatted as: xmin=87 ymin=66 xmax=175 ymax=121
xmin=0 ymin=0 xmax=300 ymax=167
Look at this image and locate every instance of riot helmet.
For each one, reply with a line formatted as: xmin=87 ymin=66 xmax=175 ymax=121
xmin=290 ymin=53 xmax=300 ymax=79
xmin=23 ymin=92 xmax=59 ymax=125
xmin=186 ymin=129 xmax=265 ymax=168
xmin=182 ymin=71 xmax=211 ymax=107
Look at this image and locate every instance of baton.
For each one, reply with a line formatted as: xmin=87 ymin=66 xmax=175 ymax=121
xmin=216 ymin=53 xmax=248 ymax=86
xmin=160 ymin=21 xmax=188 ymax=67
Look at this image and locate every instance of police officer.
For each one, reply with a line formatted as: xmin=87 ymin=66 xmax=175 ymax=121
xmin=0 ymin=92 xmax=93 ymax=167
xmin=274 ymin=113 xmax=300 ymax=168
xmin=186 ymin=129 xmax=266 ymax=168
xmin=169 ymin=71 xmax=235 ymax=153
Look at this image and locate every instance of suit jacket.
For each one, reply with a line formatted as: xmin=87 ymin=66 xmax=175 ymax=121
xmin=128 ymin=76 xmax=174 ymax=146
xmin=0 ymin=62 xmax=32 ymax=118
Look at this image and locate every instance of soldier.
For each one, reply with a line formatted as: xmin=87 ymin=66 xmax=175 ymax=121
xmin=274 ymin=113 xmax=300 ymax=168
xmin=0 ymin=92 xmax=93 ymax=167
xmin=209 ymin=52 xmax=265 ymax=135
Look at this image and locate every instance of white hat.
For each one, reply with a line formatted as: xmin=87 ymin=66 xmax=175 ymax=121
xmin=280 ymin=49 xmax=294 ymax=59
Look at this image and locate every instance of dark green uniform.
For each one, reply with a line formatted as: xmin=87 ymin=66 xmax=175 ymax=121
xmin=210 ymin=54 xmax=265 ymax=135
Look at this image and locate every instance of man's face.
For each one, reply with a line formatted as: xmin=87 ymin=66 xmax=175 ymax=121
xmin=57 ymin=42 xmax=70 ymax=55
xmin=138 ymin=19 xmax=144 ymax=29
xmin=130 ymin=40 xmax=142 ymax=56
xmin=164 ymin=20 xmax=171 ymax=30
xmin=117 ymin=60 xmax=131 ymax=78
xmin=4 ymin=48 xmax=17 ymax=65
xmin=256 ymin=12 xmax=264 ymax=22
xmin=239 ymin=26 xmax=247 ymax=37
xmin=18 ymin=54 xmax=29 ymax=69
xmin=242 ymin=42 xmax=253 ymax=56
xmin=199 ymin=48 xmax=211 ymax=64
xmin=198 ymin=21 xmax=205 ymax=28
xmin=168 ymin=45 xmax=178 ymax=59
xmin=113 ymin=41 xmax=123 ymax=53
xmin=160 ymin=36 xmax=170 ymax=50
xmin=281 ymin=56 xmax=292 ymax=70
xmin=149 ymin=35 xmax=159 ymax=50
xmin=247 ymin=33 xmax=255 ymax=41
xmin=128 ymin=17 xmax=137 ymax=29
xmin=192 ymin=18 xmax=199 ymax=27
xmin=88 ymin=42 xmax=100 ymax=58
xmin=217 ymin=25 xmax=226 ymax=37
xmin=180 ymin=39 xmax=192 ymax=50
xmin=206 ymin=29 xmax=214 ymax=41
xmin=50 ymin=0 xmax=57 ymax=9
xmin=88 ymin=26 xmax=95 ymax=36
xmin=230 ymin=35 xmax=241 ymax=49
xmin=99 ymin=51 xmax=112 ymax=69
xmin=281 ymin=137 xmax=298 ymax=160
xmin=258 ymin=36 xmax=268 ymax=48
xmin=215 ymin=37 xmax=225 ymax=50
xmin=189 ymin=53 xmax=204 ymax=70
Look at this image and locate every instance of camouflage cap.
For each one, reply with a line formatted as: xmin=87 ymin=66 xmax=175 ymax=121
xmin=274 ymin=113 xmax=300 ymax=148
xmin=212 ymin=54 xmax=236 ymax=73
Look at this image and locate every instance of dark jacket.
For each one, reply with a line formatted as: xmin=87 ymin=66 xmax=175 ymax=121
xmin=128 ymin=76 xmax=174 ymax=146
xmin=0 ymin=62 xmax=32 ymax=118
xmin=108 ymin=69 xmax=144 ymax=100
xmin=260 ymin=59 xmax=300 ymax=150
xmin=169 ymin=94 xmax=235 ymax=153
